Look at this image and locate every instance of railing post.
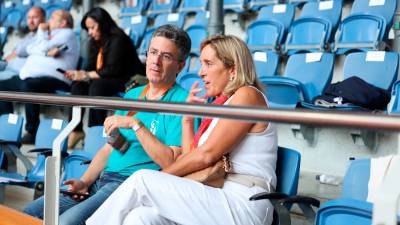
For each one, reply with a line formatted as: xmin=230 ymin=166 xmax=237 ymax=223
xmin=44 ymin=106 xmax=81 ymax=225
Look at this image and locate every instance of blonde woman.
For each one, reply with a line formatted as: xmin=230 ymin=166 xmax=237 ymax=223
xmin=87 ymin=35 xmax=278 ymax=225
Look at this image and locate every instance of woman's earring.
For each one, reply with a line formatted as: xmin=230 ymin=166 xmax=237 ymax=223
xmin=229 ymin=76 xmax=234 ymax=81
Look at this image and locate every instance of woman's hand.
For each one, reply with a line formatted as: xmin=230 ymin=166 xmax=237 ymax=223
xmin=104 ymin=115 xmax=138 ymax=135
xmin=64 ymin=70 xmax=86 ymax=81
xmin=183 ymin=81 xmax=207 ymax=123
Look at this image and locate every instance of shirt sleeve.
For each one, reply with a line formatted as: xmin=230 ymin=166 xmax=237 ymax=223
xmin=15 ymin=33 xmax=33 ymax=57
xmin=26 ymin=29 xmax=73 ymax=56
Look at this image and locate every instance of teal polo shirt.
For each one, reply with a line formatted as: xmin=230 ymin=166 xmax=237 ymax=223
xmin=104 ymin=83 xmax=189 ymax=176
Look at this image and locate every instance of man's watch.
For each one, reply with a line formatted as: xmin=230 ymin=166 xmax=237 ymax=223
xmin=132 ymin=121 xmax=143 ymax=132
xmin=83 ymin=72 xmax=91 ymax=82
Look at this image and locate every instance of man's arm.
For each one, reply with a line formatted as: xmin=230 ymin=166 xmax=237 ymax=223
xmin=64 ymin=143 xmax=113 ymax=192
xmin=104 ymin=115 xmax=179 ymax=169
xmin=26 ymin=25 xmax=72 ymax=56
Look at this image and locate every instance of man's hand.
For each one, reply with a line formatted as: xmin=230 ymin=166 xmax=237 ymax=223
xmin=4 ymin=51 xmax=16 ymax=62
xmin=38 ymin=23 xmax=49 ymax=31
xmin=104 ymin=115 xmax=138 ymax=135
xmin=46 ymin=47 xmax=60 ymax=57
xmin=63 ymin=179 xmax=90 ymax=201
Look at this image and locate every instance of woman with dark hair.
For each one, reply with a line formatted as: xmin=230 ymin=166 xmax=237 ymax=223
xmin=65 ymin=7 xmax=145 ymax=148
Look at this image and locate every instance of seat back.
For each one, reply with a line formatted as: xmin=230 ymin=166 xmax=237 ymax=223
xmin=252 ymin=50 xmax=279 ymax=78
xmin=342 ymin=159 xmax=370 ymax=200
xmin=248 ymin=0 xmax=279 ymax=11
xmin=120 ymin=0 xmax=149 ymax=16
xmin=339 ymin=15 xmax=385 ymax=44
xmin=223 ymin=0 xmax=248 ymax=13
xmin=285 ymin=53 xmax=335 ymax=101
xmin=154 ymin=13 xmax=185 ymax=28
xmin=179 ymin=0 xmax=208 ymax=14
xmin=1 ymin=1 xmax=15 ymax=22
xmin=82 ymin=126 xmax=107 ymax=158
xmin=138 ymin=28 xmax=155 ymax=56
xmin=35 ymin=118 xmax=68 ymax=151
xmin=300 ymin=0 xmax=342 ymax=30
xmin=186 ymin=25 xmax=207 ymax=54
xmin=276 ymin=147 xmax=301 ymax=197
xmin=147 ymin=0 xmax=181 ymax=17
xmin=246 ymin=20 xmax=284 ymax=50
xmin=287 ymin=17 xmax=331 ymax=49
xmin=176 ymin=72 xmax=206 ymax=96
xmin=351 ymin=0 xmax=396 ymax=26
xmin=120 ymin=15 xmax=148 ymax=47
xmin=257 ymin=4 xmax=295 ymax=31
xmin=54 ymin=0 xmax=72 ymax=10
xmin=0 ymin=114 xmax=23 ymax=144
xmin=343 ymin=51 xmax=398 ymax=90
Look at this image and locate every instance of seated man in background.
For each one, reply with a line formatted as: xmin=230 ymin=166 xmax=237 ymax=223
xmin=24 ymin=24 xmax=192 ymax=225
xmin=0 ymin=9 xmax=79 ymax=143
xmin=0 ymin=6 xmax=46 ymax=80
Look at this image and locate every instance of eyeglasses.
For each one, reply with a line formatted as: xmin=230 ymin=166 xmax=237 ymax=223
xmin=146 ymin=49 xmax=179 ymax=63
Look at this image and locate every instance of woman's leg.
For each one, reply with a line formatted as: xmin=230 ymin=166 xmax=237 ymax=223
xmin=87 ymin=169 xmax=271 ymax=225
xmin=122 ymin=206 xmax=177 ymax=225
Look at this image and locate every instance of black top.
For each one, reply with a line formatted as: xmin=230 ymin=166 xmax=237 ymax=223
xmin=86 ymin=30 xmax=145 ymax=82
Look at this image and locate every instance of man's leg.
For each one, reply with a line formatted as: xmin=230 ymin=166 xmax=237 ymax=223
xmin=23 ymin=193 xmax=81 ymax=219
xmin=20 ymin=77 xmax=70 ymax=136
xmin=59 ymin=180 xmax=122 ymax=225
xmin=0 ymin=76 xmax=23 ymax=115
xmin=0 ymin=68 xmax=18 ymax=81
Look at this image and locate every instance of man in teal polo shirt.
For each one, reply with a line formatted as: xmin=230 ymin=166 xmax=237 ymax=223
xmin=24 ymin=24 xmax=193 ymax=225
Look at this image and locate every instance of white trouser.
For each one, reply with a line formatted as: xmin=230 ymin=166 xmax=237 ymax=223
xmin=86 ymin=169 xmax=273 ymax=225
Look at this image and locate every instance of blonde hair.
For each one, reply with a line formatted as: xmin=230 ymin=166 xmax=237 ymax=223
xmin=200 ymin=35 xmax=264 ymax=96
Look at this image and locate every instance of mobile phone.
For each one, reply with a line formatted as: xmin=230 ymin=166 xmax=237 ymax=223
xmin=56 ymin=68 xmax=66 ymax=74
xmin=57 ymin=44 xmax=69 ymax=52
xmin=60 ymin=189 xmax=90 ymax=199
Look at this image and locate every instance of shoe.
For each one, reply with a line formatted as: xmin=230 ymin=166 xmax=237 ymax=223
xmin=22 ymin=133 xmax=35 ymax=144
xmin=68 ymin=131 xmax=85 ymax=149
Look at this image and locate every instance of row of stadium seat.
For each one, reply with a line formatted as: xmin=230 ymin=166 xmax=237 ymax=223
xmin=0 ymin=0 xmax=72 ymax=30
xmin=178 ymin=51 xmax=400 ymax=112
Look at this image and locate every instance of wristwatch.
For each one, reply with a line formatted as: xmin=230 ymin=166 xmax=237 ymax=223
xmin=83 ymin=72 xmax=91 ymax=82
xmin=132 ymin=121 xmax=143 ymax=132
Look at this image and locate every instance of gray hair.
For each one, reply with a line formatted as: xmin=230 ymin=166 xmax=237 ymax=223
xmin=152 ymin=24 xmax=191 ymax=62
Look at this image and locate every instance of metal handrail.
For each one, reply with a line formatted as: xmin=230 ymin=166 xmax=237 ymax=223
xmin=0 ymin=91 xmax=400 ymax=131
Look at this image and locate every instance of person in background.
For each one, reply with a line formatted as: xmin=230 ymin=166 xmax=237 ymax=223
xmin=24 ymin=24 xmax=193 ymax=225
xmin=64 ymin=7 xmax=145 ymax=149
xmin=87 ymin=35 xmax=278 ymax=225
xmin=0 ymin=9 xmax=78 ymax=143
xmin=0 ymin=7 xmax=45 ymax=81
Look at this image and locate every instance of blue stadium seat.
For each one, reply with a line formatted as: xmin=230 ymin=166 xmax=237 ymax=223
xmin=190 ymin=11 xmax=209 ymax=29
xmin=179 ymin=52 xmax=201 ymax=77
xmin=120 ymin=15 xmax=148 ymax=47
xmin=0 ymin=27 xmax=9 ymax=55
xmin=0 ymin=1 xmax=15 ymax=23
xmin=247 ymin=0 xmax=278 ymax=11
xmin=186 ymin=25 xmax=207 ymax=54
xmin=313 ymin=159 xmax=373 ymax=225
xmin=285 ymin=18 xmax=331 ymax=55
xmin=120 ymin=0 xmax=152 ymax=16
xmin=3 ymin=7 xmax=25 ymax=30
xmin=334 ymin=0 xmax=396 ymax=54
xmin=176 ymin=72 xmax=206 ymax=96
xmin=252 ymin=50 xmax=279 ymax=78
xmin=302 ymin=51 xmax=398 ymax=111
xmin=179 ymin=0 xmax=208 ymax=15
xmin=249 ymin=147 xmax=302 ymax=225
xmin=284 ymin=0 xmax=342 ymax=55
xmin=0 ymin=118 xmax=68 ymax=198
xmin=138 ymin=28 xmax=154 ymax=57
xmin=223 ymin=0 xmax=248 ymax=13
xmin=17 ymin=0 xmax=34 ymax=29
xmin=257 ymin=4 xmax=295 ymax=32
xmin=260 ymin=52 xmax=335 ymax=109
xmin=54 ymin=0 xmax=72 ymax=10
xmin=147 ymin=0 xmax=181 ymax=18
xmin=62 ymin=126 xmax=107 ymax=182
xmin=246 ymin=4 xmax=295 ymax=51
xmin=0 ymin=114 xmax=25 ymax=172
xmin=154 ymin=12 xmax=185 ymax=28
xmin=300 ymin=0 xmax=342 ymax=32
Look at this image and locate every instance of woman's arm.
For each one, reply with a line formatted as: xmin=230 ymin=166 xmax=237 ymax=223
xmin=163 ymin=86 xmax=268 ymax=176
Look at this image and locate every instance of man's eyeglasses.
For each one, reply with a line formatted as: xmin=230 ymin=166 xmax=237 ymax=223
xmin=146 ymin=49 xmax=179 ymax=63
